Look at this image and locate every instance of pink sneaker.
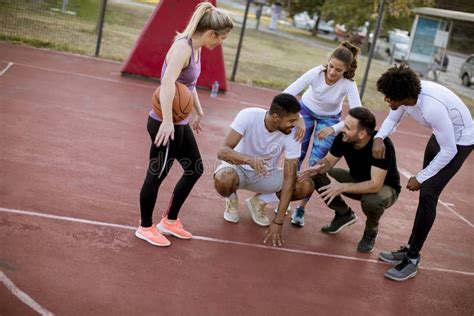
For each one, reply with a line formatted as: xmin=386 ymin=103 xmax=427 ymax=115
xmin=157 ymin=218 xmax=192 ymax=239
xmin=135 ymin=226 xmax=171 ymax=247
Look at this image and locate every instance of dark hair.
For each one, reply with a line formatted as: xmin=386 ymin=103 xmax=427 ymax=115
xmin=376 ymin=63 xmax=421 ymax=101
xmin=269 ymin=93 xmax=301 ymax=116
xmin=348 ymin=107 xmax=376 ymax=133
xmin=327 ymin=41 xmax=360 ymax=80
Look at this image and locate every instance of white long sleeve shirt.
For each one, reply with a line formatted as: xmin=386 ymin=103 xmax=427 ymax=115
xmin=375 ymin=81 xmax=474 ymax=183
xmin=283 ymin=65 xmax=362 ymax=133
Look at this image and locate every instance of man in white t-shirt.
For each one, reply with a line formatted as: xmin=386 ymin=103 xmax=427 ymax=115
xmin=373 ymin=64 xmax=473 ymax=281
xmin=214 ymin=93 xmax=314 ymax=246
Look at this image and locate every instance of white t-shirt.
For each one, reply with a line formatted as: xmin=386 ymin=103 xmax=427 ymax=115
xmin=376 ymin=80 xmax=474 ymax=183
xmin=230 ymin=108 xmax=301 ymax=170
xmin=283 ymin=65 xmax=362 ymax=133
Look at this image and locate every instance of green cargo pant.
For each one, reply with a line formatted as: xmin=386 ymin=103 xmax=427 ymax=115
xmin=312 ymin=168 xmax=398 ymax=233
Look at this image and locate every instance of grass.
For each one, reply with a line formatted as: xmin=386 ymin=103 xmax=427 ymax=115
xmin=0 ymin=0 xmax=472 ymax=112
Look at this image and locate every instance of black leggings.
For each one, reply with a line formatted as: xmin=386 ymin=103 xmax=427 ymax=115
xmin=139 ymin=117 xmax=203 ymax=227
xmin=407 ymin=135 xmax=473 ymax=258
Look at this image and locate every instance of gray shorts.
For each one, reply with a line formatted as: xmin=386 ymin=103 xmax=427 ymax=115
xmin=214 ymin=161 xmax=283 ymax=194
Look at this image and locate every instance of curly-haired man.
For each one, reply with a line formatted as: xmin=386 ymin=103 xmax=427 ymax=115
xmin=373 ymin=64 xmax=473 ymax=281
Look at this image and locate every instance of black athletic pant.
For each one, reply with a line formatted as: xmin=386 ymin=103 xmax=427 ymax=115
xmin=139 ymin=117 xmax=203 ymax=227
xmin=407 ymin=135 xmax=473 ymax=258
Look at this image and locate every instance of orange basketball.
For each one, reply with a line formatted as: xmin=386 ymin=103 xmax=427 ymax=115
xmin=152 ymin=82 xmax=193 ymax=122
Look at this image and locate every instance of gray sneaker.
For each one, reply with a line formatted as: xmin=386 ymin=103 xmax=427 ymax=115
xmin=384 ymin=256 xmax=420 ymax=282
xmin=379 ymin=246 xmax=409 ymax=264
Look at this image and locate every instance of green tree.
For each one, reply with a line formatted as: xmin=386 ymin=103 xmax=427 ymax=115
xmin=320 ymin=0 xmax=434 ymax=35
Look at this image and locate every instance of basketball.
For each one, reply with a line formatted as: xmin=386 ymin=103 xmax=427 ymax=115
xmin=152 ymin=82 xmax=193 ymax=122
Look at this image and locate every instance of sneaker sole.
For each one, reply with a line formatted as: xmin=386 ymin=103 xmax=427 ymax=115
xmin=224 ymin=211 xmax=240 ymax=223
xmin=357 ymin=247 xmax=375 ymax=253
xmin=245 ymin=199 xmax=270 ymax=227
xmin=378 ymin=254 xmax=403 ymax=264
xmin=323 ymin=215 xmax=357 ymax=234
xmin=290 ymin=220 xmax=304 ymax=227
xmin=384 ymin=270 xmax=417 ymax=282
xmin=157 ymin=223 xmax=192 ymax=240
xmin=135 ymin=231 xmax=171 ymax=247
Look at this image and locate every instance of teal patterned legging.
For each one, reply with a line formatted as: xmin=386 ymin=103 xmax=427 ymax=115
xmin=299 ymin=102 xmax=341 ymax=168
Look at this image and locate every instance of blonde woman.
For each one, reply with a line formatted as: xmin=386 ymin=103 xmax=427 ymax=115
xmin=136 ymin=2 xmax=233 ymax=247
xmin=284 ymin=41 xmax=362 ymax=227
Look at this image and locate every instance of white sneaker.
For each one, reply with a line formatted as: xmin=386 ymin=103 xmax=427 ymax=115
xmin=224 ymin=198 xmax=240 ymax=223
xmin=245 ymin=195 xmax=270 ymax=226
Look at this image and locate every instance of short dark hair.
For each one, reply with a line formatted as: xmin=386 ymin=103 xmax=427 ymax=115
xmin=269 ymin=93 xmax=301 ymax=116
xmin=376 ymin=63 xmax=421 ymax=101
xmin=348 ymin=107 xmax=376 ymax=134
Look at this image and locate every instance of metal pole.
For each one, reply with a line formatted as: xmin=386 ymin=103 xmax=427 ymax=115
xmin=359 ymin=0 xmax=385 ymax=100
xmin=95 ymin=0 xmax=108 ymax=56
xmin=231 ymin=0 xmax=251 ymax=82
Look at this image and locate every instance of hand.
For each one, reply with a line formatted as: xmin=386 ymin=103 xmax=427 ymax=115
xmin=372 ymin=137 xmax=386 ymax=159
xmin=297 ymin=163 xmax=325 ymax=183
xmin=192 ymin=114 xmax=203 ymax=134
xmin=318 ymin=174 xmax=345 ymax=205
xmin=249 ymin=155 xmax=271 ymax=177
xmin=317 ymin=127 xmax=335 ymax=140
xmin=154 ymin=120 xmax=174 ymax=147
xmin=293 ymin=118 xmax=305 ymax=142
xmin=263 ymin=222 xmax=284 ymax=247
xmin=406 ymin=176 xmax=421 ymax=191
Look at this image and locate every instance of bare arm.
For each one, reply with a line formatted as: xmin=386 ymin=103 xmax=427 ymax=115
xmin=264 ymin=158 xmax=299 ymax=247
xmin=217 ymin=129 xmax=270 ymax=176
xmin=318 ymin=166 xmax=387 ymax=205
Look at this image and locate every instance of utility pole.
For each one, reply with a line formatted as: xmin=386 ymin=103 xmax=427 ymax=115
xmin=360 ymin=0 xmax=385 ymax=100
xmin=231 ymin=0 xmax=251 ymax=81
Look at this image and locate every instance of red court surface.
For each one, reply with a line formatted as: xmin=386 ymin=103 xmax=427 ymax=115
xmin=0 ymin=42 xmax=473 ymax=315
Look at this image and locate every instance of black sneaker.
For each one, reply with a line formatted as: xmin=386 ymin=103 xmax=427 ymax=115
xmin=379 ymin=246 xmax=409 ymax=264
xmin=357 ymin=231 xmax=378 ymax=253
xmin=384 ymin=255 xmax=420 ymax=281
xmin=321 ymin=209 xmax=357 ymax=234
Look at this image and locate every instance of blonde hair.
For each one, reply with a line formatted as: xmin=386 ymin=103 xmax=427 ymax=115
xmin=175 ymin=2 xmax=233 ymax=40
xmin=326 ymin=41 xmax=360 ymax=80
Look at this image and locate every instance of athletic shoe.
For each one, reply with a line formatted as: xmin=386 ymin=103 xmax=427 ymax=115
xmin=291 ymin=206 xmax=305 ymax=227
xmin=245 ymin=195 xmax=270 ymax=226
xmin=321 ymin=209 xmax=357 ymax=234
xmin=157 ymin=218 xmax=192 ymax=239
xmin=384 ymin=255 xmax=420 ymax=281
xmin=135 ymin=226 xmax=171 ymax=247
xmin=224 ymin=198 xmax=240 ymax=223
xmin=357 ymin=231 xmax=378 ymax=253
xmin=379 ymin=246 xmax=409 ymax=264
xmin=274 ymin=205 xmax=291 ymax=215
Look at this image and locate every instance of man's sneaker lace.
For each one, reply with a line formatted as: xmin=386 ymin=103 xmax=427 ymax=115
xmin=245 ymin=195 xmax=270 ymax=226
xmin=384 ymin=255 xmax=419 ymax=281
xmin=224 ymin=198 xmax=240 ymax=223
xmin=379 ymin=246 xmax=409 ymax=264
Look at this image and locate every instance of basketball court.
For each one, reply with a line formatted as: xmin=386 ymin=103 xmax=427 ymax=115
xmin=0 ymin=42 xmax=473 ymax=315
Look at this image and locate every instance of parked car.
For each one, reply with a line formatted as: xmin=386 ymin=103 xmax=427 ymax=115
xmin=293 ymin=11 xmax=315 ymax=30
xmin=293 ymin=12 xmax=335 ymax=35
xmin=459 ymin=54 xmax=474 ymax=87
xmin=387 ymin=29 xmax=410 ymax=61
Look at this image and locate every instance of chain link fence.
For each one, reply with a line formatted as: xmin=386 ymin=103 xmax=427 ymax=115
xmin=1 ymin=0 xmax=472 ymax=105
xmin=0 ymin=0 xmax=154 ymax=60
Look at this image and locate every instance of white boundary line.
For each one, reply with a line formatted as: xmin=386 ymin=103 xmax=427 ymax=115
xmin=0 ymin=207 xmax=472 ymax=277
xmin=0 ymin=271 xmax=54 ymax=316
xmin=398 ymin=168 xmax=473 ymax=228
xmin=0 ymin=60 xmax=153 ymax=89
xmin=0 ymin=62 xmax=13 ymax=76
